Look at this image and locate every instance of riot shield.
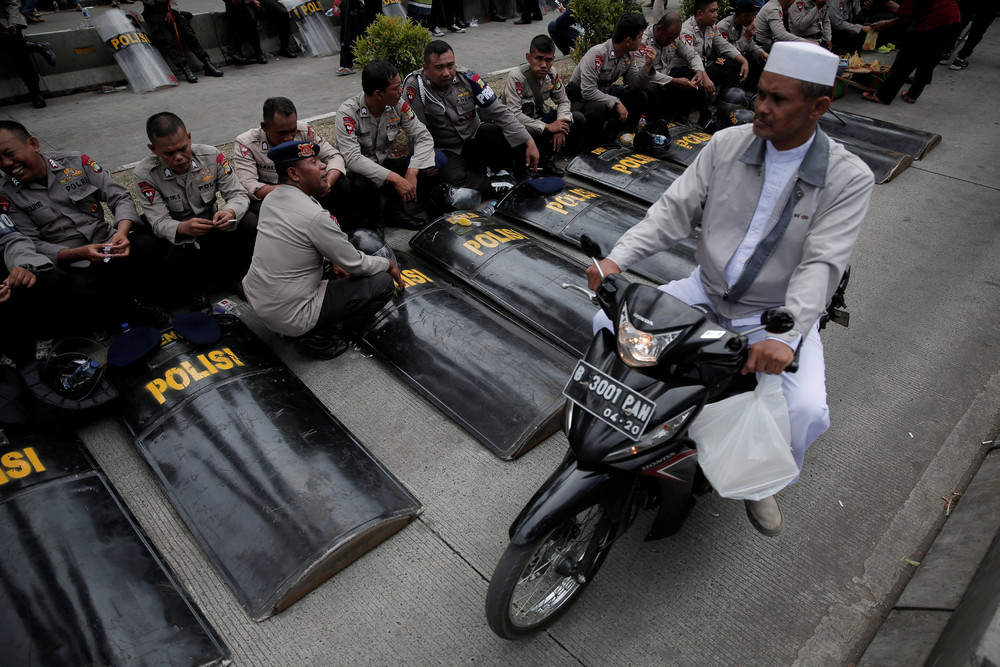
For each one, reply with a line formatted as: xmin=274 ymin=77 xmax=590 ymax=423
xmin=496 ymin=183 xmax=699 ymax=285
xmin=0 ymin=429 xmax=228 ymax=665
xmin=111 ymin=315 xmax=422 ymax=621
xmin=95 ymin=9 xmax=176 ymax=92
xmin=828 ymin=133 xmax=915 ymax=184
xmin=359 ymin=252 xmax=575 ymax=460
xmin=661 ymin=122 xmax=713 ymax=168
xmin=409 ymin=212 xmax=595 ymax=357
xmin=281 ymin=0 xmax=340 ymax=57
xmin=566 ymin=147 xmax=685 ymax=204
xmin=380 ymin=0 xmax=407 ymax=17
xmin=821 ymin=109 xmax=942 ymax=159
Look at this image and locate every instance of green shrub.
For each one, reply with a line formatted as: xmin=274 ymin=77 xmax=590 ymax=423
xmin=679 ymin=0 xmax=731 ymax=19
xmin=353 ymin=15 xmax=431 ymax=77
xmin=569 ymin=0 xmax=644 ymax=62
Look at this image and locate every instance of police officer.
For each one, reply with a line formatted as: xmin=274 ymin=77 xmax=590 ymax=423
xmin=829 ymin=0 xmax=872 ymax=53
xmin=640 ymin=13 xmax=700 ymax=122
xmin=755 ymin=0 xmax=811 ymax=50
xmin=0 ymin=120 xmax=169 ymax=330
xmin=568 ymin=12 xmax=651 ymax=148
xmin=335 ymin=60 xmax=435 ymax=231
xmin=789 ymin=0 xmax=833 ymax=50
xmin=667 ymin=0 xmax=750 ymax=96
xmin=718 ymin=1 xmax=770 ymax=89
xmin=134 ymin=112 xmax=255 ymax=308
xmin=142 ymin=0 xmax=225 ymax=83
xmin=500 ymin=35 xmax=586 ymax=177
xmin=233 ymin=97 xmax=369 ymax=232
xmin=0 ymin=224 xmax=62 ymax=362
xmin=403 ymin=40 xmax=540 ymax=200
xmin=1 ymin=0 xmax=55 ymax=109
xmin=242 ymin=140 xmax=404 ymax=360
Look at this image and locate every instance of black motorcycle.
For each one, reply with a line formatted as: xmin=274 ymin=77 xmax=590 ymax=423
xmin=484 ymin=237 xmax=819 ymax=640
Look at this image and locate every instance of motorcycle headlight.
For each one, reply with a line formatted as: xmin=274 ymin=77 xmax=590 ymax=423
xmin=602 ymin=405 xmax=697 ymax=462
xmin=617 ymin=307 xmax=681 ymax=367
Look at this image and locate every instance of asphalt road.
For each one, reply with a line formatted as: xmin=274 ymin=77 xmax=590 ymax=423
xmin=5 ymin=4 xmax=1000 ymax=665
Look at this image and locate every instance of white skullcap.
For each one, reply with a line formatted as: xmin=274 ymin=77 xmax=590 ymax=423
xmin=763 ymin=41 xmax=839 ymax=87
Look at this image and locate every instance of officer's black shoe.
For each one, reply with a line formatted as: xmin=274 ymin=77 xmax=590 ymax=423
xmin=131 ymin=300 xmax=173 ymax=330
xmin=383 ymin=209 xmax=425 ymax=231
xmin=513 ymin=17 xmax=531 ymax=24
xmin=538 ymin=157 xmax=565 ymax=177
xmin=277 ymin=47 xmax=297 ymax=58
xmin=203 ymin=61 xmax=224 ymax=77
xmin=228 ymin=50 xmax=251 ymax=66
xmin=489 ymin=13 xmax=507 ymax=21
xmin=189 ymin=290 xmax=212 ymax=315
xmin=294 ymin=334 xmax=349 ymax=360
xmin=254 ymin=52 xmax=269 ymax=64
xmin=26 ymin=40 xmax=57 ymax=67
xmin=31 ymin=93 xmax=47 ymax=109
xmin=181 ymin=66 xmax=199 ymax=83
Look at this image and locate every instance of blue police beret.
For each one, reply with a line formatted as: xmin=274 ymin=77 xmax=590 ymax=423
xmin=267 ymin=140 xmax=322 ymax=165
xmin=173 ymin=311 xmax=222 ymax=346
xmin=107 ymin=326 xmax=161 ymax=368
xmin=524 ymin=177 xmax=564 ymax=194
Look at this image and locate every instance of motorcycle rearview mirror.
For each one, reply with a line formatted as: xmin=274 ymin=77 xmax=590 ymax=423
xmin=761 ymin=307 xmax=795 ymax=334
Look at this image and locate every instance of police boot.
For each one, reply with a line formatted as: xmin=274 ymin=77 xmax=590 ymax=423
xmin=382 ymin=208 xmax=425 ymax=231
xmin=181 ymin=65 xmax=199 ymax=83
xmin=202 ymin=60 xmax=224 ymax=77
xmin=226 ymin=48 xmax=251 ymax=66
xmin=25 ymin=40 xmax=57 ymax=67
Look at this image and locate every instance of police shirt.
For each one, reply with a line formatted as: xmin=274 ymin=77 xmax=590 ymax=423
xmin=132 ymin=144 xmax=250 ymax=245
xmin=755 ymin=0 xmax=809 ymax=49
xmin=500 ymin=64 xmax=573 ymax=134
xmin=829 ymin=0 xmax=863 ymax=34
xmin=667 ymin=15 xmax=741 ymax=72
xmin=0 ymin=151 xmax=137 ymax=268
xmin=0 ymin=226 xmax=51 ymax=272
xmin=716 ymin=15 xmax=767 ymax=62
xmin=402 ymin=66 xmax=532 ymax=154
xmin=334 ymin=91 xmax=435 ymax=185
xmin=233 ymin=122 xmax=345 ymax=200
xmin=641 ymin=25 xmax=678 ymax=86
xmin=0 ymin=0 xmax=26 ymax=29
xmin=569 ymin=39 xmax=651 ymax=109
xmin=788 ymin=0 xmax=832 ymax=41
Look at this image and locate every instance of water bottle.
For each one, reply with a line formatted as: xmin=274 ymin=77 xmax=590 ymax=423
xmin=121 ymin=322 xmax=131 ymax=334
xmin=52 ymin=1 xmax=59 ymax=10
xmin=103 ymin=242 xmax=112 ymax=263
xmin=61 ymin=359 xmax=99 ymax=392
xmin=637 ymin=115 xmax=647 ymax=131
xmin=480 ymin=200 xmax=498 ymax=217
xmin=325 ymin=7 xmax=334 ymax=16
xmin=82 ymin=6 xmax=95 ymax=29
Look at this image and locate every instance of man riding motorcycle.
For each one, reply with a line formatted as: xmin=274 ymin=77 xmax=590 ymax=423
xmin=587 ymin=41 xmax=874 ymax=536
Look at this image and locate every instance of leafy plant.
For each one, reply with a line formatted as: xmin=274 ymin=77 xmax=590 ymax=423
xmin=353 ymin=15 xmax=432 ymax=77
xmin=679 ymin=0 xmax=731 ymax=19
xmin=569 ymin=0 xmax=644 ymax=62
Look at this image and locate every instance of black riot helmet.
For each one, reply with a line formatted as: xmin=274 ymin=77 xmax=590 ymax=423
xmin=728 ymin=108 xmax=755 ymax=127
xmin=348 ymin=228 xmax=397 ymax=264
xmin=633 ymin=119 xmax=672 ymax=159
xmin=715 ymin=87 xmax=751 ymax=120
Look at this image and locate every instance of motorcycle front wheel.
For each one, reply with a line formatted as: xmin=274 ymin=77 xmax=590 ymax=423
xmin=485 ymin=501 xmax=615 ymax=639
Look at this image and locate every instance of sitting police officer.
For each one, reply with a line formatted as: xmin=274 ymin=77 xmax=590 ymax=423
xmin=403 ymin=40 xmax=540 ymax=201
xmin=0 ymin=223 xmax=62 ymax=363
xmin=134 ymin=112 xmax=256 ymax=309
xmin=335 ymin=60 xmax=435 ymax=231
xmin=242 ymin=140 xmax=404 ymax=360
xmin=233 ymin=97 xmax=370 ymax=233
xmin=0 ymin=120 xmax=169 ymax=330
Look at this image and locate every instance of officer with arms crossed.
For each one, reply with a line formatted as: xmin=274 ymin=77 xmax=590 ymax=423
xmin=134 ymin=112 xmax=256 ymax=310
xmin=667 ymin=0 xmax=750 ymax=111
xmin=0 ymin=120 xmax=169 ymax=329
xmin=335 ymin=60 xmax=436 ymax=231
xmin=242 ymin=140 xmax=404 ymax=360
xmin=641 ymin=13 xmax=700 ymax=122
xmin=587 ymin=42 xmax=874 ymax=536
xmin=403 ymin=40 xmax=540 ymax=201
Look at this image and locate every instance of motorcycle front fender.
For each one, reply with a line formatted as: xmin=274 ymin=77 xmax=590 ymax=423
xmin=508 ymin=453 xmax=633 ymax=546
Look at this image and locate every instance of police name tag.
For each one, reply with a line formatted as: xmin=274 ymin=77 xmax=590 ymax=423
xmin=563 ymin=360 xmax=655 ymax=440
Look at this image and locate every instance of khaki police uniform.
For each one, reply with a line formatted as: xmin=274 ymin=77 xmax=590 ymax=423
xmin=788 ymin=0 xmax=832 ymax=42
xmin=755 ymin=0 xmax=810 ymax=50
xmin=642 ymin=25 xmax=678 ymax=87
xmin=568 ymin=39 xmax=651 ymax=147
xmin=500 ymin=65 xmax=573 ymax=134
xmin=133 ymin=144 xmax=250 ymax=245
xmin=717 ymin=15 xmax=767 ymax=61
xmin=0 ymin=226 xmax=51 ymax=273
xmin=667 ymin=15 xmax=742 ymax=72
xmin=334 ymin=92 xmax=435 ymax=186
xmin=0 ymin=151 xmax=137 ymax=268
xmin=830 ymin=0 xmax=863 ymax=34
xmin=233 ymin=122 xmax=345 ymax=199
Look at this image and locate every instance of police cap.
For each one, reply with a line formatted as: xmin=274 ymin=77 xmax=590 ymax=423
xmin=267 ymin=140 xmax=321 ymax=166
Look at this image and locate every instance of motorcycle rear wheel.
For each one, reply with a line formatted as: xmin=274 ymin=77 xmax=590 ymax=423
xmin=485 ymin=502 xmax=615 ymax=639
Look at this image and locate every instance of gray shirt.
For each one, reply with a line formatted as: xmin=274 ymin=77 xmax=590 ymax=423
xmin=500 ymin=64 xmax=573 ymax=134
xmin=829 ymin=0 xmax=864 ymax=34
xmin=789 ymin=0 xmax=832 ymax=41
xmin=667 ymin=15 xmax=741 ymax=72
xmin=755 ymin=0 xmax=810 ymax=50
xmin=234 ymin=122 xmax=345 ymax=200
xmin=717 ymin=15 xmax=767 ymax=62
xmin=569 ymin=39 xmax=651 ymax=109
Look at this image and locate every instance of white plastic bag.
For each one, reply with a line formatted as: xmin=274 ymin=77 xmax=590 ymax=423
xmin=688 ymin=374 xmax=798 ymax=501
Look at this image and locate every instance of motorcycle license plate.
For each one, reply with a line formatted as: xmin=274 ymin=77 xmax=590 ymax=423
xmin=563 ymin=361 xmax=655 ymax=441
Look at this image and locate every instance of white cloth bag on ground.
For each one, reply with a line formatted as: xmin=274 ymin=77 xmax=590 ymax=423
xmin=688 ymin=374 xmax=798 ymax=501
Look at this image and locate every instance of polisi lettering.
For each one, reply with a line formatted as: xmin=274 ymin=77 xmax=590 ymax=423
xmin=461 ymin=228 xmax=529 ymax=256
xmin=611 ymin=152 xmax=659 ymax=174
xmin=673 ymin=131 xmax=711 ymax=150
xmin=106 ymin=31 xmax=152 ymax=52
xmin=544 ymin=188 xmax=600 ymax=216
xmin=400 ymin=269 xmax=433 ymax=288
xmin=290 ymin=0 xmax=323 ymax=19
xmin=0 ymin=447 xmax=46 ymax=485
xmin=145 ymin=348 xmax=245 ymax=405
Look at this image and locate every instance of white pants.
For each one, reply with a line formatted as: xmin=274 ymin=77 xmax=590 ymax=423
xmin=592 ymin=270 xmax=830 ymax=474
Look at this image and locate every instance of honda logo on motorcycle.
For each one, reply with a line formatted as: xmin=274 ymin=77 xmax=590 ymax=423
xmin=642 ymin=449 xmax=697 ymax=481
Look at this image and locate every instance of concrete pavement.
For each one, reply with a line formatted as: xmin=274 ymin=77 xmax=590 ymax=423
xmin=4 ymin=3 xmax=1000 ymax=665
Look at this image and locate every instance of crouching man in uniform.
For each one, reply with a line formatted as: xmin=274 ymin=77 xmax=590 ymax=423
xmin=134 ymin=112 xmax=256 ymax=310
xmin=587 ymin=42 xmax=874 ymax=536
xmin=242 ymin=141 xmax=404 ymax=360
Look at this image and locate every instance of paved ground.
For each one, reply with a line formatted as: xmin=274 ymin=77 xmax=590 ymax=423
xmin=5 ymin=3 xmax=1000 ymax=665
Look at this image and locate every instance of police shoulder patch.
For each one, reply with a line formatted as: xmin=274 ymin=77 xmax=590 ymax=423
xmin=0 ymin=196 xmax=9 ymax=214
xmin=514 ymin=80 xmax=524 ymax=98
xmin=401 ymin=101 xmax=415 ymax=120
xmin=216 ymin=152 xmax=233 ymax=174
xmin=81 ymin=154 xmax=103 ymax=172
xmin=238 ymin=142 xmax=250 ymax=157
xmin=343 ymin=116 xmax=356 ymax=135
xmin=405 ymin=86 xmax=417 ymax=102
xmin=595 ymin=54 xmax=604 ymax=71
xmin=138 ymin=180 xmax=157 ymax=204
xmin=0 ymin=213 xmax=16 ymax=236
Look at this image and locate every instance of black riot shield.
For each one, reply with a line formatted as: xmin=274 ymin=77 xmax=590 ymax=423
xmin=496 ymin=183 xmax=699 ymax=285
xmin=565 ymin=147 xmax=685 ymax=204
xmin=111 ymin=316 xmax=422 ymax=621
xmin=821 ymin=109 xmax=942 ymax=160
xmin=409 ymin=212 xmax=596 ymax=357
xmin=827 ymin=133 xmax=915 ymax=184
xmin=359 ymin=252 xmax=574 ymax=460
xmin=0 ymin=429 xmax=228 ymax=666
xmin=661 ymin=122 xmax=713 ymax=168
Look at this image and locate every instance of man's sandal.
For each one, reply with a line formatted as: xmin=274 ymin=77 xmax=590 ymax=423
xmin=862 ymin=91 xmax=888 ymax=104
xmin=336 ymin=67 xmax=356 ymax=76
xmin=901 ymin=91 xmax=917 ymax=104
